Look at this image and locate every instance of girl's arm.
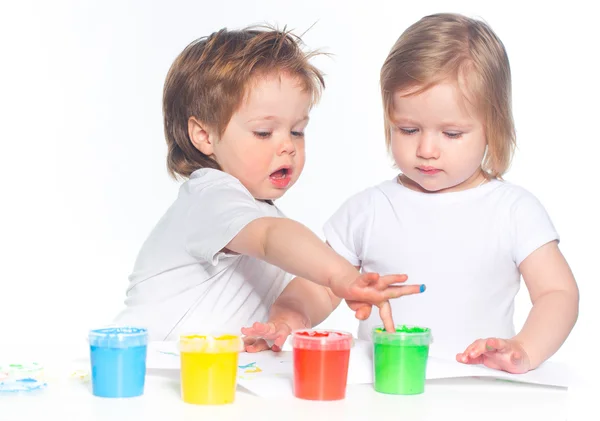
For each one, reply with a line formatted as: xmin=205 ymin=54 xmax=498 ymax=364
xmin=457 ymin=240 xmax=579 ymax=372
xmin=513 ymin=240 xmax=579 ymax=368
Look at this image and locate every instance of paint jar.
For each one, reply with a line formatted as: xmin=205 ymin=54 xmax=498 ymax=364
xmin=291 ymin=329 xmax=353 ymax=401
xmin=88 ymin=326 xmax=148 ymax=398
xmin=179 ymin=333 xmax=243 ymax=405
xmin=372 ymin=325 xmax=432 ymax=395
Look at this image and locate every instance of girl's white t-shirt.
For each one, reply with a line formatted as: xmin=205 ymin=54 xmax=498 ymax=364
xmin=113 ymin=168 xmax=292 ymax=341
xmin=323 ymin=178 xmax=559 ymax=357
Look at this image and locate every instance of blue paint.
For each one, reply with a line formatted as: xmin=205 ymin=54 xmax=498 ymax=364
xmin=420 ymin=284 xmax=426 ymax=293
xmin=0 ymin=379 xmax=46 ymax=393
xmin=89 ymin=326 xmax=148 ymax=398
xmin=238 ymin=362 xmax=256 ymax=369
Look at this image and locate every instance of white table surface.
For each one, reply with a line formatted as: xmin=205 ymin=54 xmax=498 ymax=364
xmin=0 ymin=343 xmax=584 ymax=421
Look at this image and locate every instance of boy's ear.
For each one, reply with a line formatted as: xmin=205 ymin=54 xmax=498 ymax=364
xmin=188 ymin=117 xmax=216 ymax=156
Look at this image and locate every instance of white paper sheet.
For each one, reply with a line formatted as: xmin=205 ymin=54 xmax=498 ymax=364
xmin=146 ymin=339 xmax=571 ymax=398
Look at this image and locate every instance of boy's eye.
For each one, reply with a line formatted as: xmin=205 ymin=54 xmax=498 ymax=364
xmin=291 ymin=131 xmax=305 ymax=137
xmin=253 ymin=131 xmax=272 ymax=138
xmin=444 ymin=131 xmax=462 ymax=139
xmin=399 ymin=128 xmax=418 ymax=135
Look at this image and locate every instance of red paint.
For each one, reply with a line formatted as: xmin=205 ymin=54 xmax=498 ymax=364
xmin=292 ymin=330 xmax=352 ymax=401
xmin=293 ymin=348 xmax=350 ymax=400
xmin=296 ymin=331 xmax=343 ymax=338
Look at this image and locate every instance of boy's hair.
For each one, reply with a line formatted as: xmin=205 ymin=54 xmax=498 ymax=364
xmin=163 ymin=25 xmax=325 ymax=179
xmin=381 ymin=13 xmax=516 ymax=178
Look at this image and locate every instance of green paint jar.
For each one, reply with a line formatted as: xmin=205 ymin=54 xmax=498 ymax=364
xmin=372 ymin=325 xmax=432 ymax=395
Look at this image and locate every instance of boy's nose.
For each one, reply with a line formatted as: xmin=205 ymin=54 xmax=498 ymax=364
xmin=278 ymin=135 xmax=296 ymax=156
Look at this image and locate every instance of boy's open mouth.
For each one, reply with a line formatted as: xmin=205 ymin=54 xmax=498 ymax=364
xmin=270 ymin=167 xmax=290 ymax=179
xmin=269 ymin=166 xmax=292 ymax=188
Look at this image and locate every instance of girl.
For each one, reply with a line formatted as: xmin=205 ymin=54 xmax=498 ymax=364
xmin=243 ymin=14 xmax=579 ymax=374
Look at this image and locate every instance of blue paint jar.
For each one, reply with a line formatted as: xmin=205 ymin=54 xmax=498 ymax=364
xmin=88 ymin=326 xmax=148 ymax=398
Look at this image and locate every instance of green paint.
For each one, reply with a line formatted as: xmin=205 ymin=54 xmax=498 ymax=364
xmin=374 ymin=325 xmax=428 ymax=335
xmin=372 ymin=325 xmax=432 ymax=395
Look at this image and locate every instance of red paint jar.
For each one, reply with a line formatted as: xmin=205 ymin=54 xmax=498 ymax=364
xmin=291 ymin=329 xmax=353 ymax=401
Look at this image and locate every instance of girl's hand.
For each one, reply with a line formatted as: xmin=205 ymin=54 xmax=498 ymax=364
xmin=456 ymin=337 xmax=531 ymax=374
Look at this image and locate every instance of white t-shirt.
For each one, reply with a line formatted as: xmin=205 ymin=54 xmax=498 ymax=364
xmin=323 ymin=178 xmax=559 ymax=357
xmin=113 ymin=168 xmax=293 ymax=341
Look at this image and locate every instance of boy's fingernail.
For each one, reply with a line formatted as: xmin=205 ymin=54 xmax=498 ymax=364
xmin=420 ymin=284 xmax=426 ymax=293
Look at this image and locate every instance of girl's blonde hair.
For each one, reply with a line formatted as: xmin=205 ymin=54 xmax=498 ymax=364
xmin=381 ymin=13 xmax=516 ymax=178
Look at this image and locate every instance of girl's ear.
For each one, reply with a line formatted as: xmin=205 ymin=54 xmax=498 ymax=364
xmin=188 ymin=117 xmax=216 ymax=156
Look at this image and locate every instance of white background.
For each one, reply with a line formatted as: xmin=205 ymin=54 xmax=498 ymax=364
xmin=1 ymin=0 xmax=598 ymax=396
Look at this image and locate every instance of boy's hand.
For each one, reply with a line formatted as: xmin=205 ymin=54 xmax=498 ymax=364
xmin=241 ymin=312 xmax=309 ymax=353
xmin=330 ymin=272 xmax=424 ymax=332
xmin=456 ymin=337 xmax=531 ymax=374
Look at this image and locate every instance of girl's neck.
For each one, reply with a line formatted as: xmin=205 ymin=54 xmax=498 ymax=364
xmin=398 ymin=170 xmax=490 ymax=194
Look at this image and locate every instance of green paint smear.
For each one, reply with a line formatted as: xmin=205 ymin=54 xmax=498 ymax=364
xmin=375 ymin=325 xmax=429 ymax=334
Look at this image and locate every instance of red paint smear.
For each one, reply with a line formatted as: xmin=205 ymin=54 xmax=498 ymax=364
xmin=296 ymin=331 xmax=343 ymax=338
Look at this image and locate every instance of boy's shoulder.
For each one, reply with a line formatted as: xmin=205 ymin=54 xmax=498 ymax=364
xmin=180 ymin=168 xmax=283 ymax=215
xmin=185 ymin=167 xmax=244 ymax=188
xmin=181 ymin=168 xmax=254 ymax=198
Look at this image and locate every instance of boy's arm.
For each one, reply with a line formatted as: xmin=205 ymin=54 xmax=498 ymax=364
xmin=225 ymin=216 xmax=420 ymax=309
xmin=226 ymin=217 xmax=355 ymax=290
xmin=272 ymin=276 xmax=343 ymax=327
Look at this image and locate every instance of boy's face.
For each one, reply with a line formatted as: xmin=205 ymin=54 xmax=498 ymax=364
xmin=211 ymin=73 xmax=311 ymax=200
xmin=389 ymin=80 xmax=488 ymax=193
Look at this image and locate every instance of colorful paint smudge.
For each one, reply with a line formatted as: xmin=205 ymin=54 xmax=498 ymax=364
xmin=0 ymin=362 xmax=46 ymax=393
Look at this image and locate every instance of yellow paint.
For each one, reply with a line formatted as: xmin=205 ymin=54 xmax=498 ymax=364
xmin=244 ymin=366 xmax=262 ymax=373
xmin=179 ymin=334 xmax=241 ymax=405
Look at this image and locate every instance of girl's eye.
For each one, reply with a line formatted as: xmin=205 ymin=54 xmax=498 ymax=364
xmin=291 ymin=131 xmax=305 ymax=138
xmin=444 ymin=131 xmax=463 ymax=139
xmin=399 ymin=128 xmax=418 ymax=135
xmin=253 ymin=131 xmax=272 ymax=139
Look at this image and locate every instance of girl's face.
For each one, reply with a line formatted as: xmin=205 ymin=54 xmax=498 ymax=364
xmin=389 ymin=80 xmax=488 ymax=193
xmin=197 ymin=73 xmax=311 ymax=201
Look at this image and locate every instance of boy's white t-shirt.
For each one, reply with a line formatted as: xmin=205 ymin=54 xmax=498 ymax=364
xmin=113 ymin=168 xmax=293 ymax=341
xmin=323 ymin=178 xmax=559 ymax=357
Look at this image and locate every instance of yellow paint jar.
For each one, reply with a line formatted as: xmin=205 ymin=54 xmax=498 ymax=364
xmin=178 ymin=333 xmax=243 ymax=405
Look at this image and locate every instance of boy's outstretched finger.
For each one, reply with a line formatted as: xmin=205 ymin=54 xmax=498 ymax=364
xmin=377 ymin=301 xmax=396 ymax=332
xmin=383 ymin=284 xmax=425 ymax=299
